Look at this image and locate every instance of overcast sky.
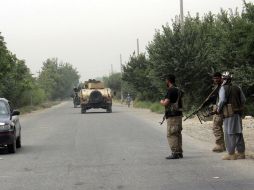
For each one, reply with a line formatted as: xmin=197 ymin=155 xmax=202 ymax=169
xmin=0 ymin=0 xmax=252 ymax=81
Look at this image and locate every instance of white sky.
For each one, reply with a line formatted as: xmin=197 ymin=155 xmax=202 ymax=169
xmin=0 ymin=0 xmax=252 ymax=81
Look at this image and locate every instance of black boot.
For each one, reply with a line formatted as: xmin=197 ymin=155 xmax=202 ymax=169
xmin=165 ymin=153 xmax=179 ymax=159
xmin=178 ymin=153 xmax=183 ymax=158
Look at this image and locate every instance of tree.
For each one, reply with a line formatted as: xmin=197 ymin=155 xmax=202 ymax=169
xmin=103 ymin=73 xmax=122 ymax=98
xmin=122 ymin=3 xmax=254 ymax=113
xmin=38 ymin=58 xmax=80 ymax=100
xmin=122 ymin=53 xmax=159 ymax=101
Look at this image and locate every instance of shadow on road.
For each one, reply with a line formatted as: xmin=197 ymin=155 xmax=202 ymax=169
xmin=0 ymin=147 xmax=9 ymax=155
xmin=0 ymin=146 xmax=22 ymax=155
xmin=70 ymin=111 xmax=121 ymax=114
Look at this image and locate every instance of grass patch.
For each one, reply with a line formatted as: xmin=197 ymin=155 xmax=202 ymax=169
xmin=150 ymin=102 xmax=164 ymax=113
xmin=133 ymin=100 xmax=164 ymax=114
xmin=19 ymin=101 xmax=61 ymax=114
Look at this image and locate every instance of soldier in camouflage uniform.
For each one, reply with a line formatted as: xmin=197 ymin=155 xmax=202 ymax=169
xmin=160 ymin=74 xmax=183 ymax=159
xmin=212 ymin=72 xmax=226 ymax=152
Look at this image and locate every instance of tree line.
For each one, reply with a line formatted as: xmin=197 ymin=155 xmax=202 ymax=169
xmin=106 ymin=2 xmax=254 ymax=114
xmin=0 ymin=33 xmax=80 ymax=108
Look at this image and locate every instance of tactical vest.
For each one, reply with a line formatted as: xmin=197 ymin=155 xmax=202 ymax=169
xmin=165 ymin=87 xmax=183 ymax=118
xmin=223 ymin=84 xmax=244 ymax=113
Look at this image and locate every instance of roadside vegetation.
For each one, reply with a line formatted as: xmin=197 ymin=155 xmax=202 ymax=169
xmin=104 ymin=2 xmax=254 ymax=115
xmin=0 ymin=34 xmax=80 ymax=113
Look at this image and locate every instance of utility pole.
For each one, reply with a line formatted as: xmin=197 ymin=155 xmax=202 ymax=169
xmin=120 ymin=54 xmax=123 ymax=73
xmin=180 ymin=0 xmax=184 ymax=25
xmin=111 ymin=64 xmax=113 ymax=74
xmin=120 ymin=54 xmax=123 ymax=103
xmin=137 ymin=38 xmax=140 ymax=56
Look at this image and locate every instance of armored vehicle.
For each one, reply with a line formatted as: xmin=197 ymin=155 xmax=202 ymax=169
xmin=72 ymin=87 xmax=80 ymax=108
xmin=80 ymin=79 xmax=112 ymax=113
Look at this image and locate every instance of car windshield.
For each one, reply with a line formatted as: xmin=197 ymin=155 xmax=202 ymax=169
xmin=0 ymin=101 xmax=8 ymax=115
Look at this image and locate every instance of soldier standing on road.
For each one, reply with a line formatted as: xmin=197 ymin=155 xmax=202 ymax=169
xmin=126 ymin=94 xmax=132 ymax=107
xmin=160 ymin=74 xmax=183 ymax=159
xmin=216 ymin=72 xmax=246 ymax=160
xmin=211 ymin=72 xmax=226 ymax=152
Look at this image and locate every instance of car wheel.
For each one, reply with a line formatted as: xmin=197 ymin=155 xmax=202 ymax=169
xmin=7 ymin=138 xmax=16 ymax=153
xmin=107 ymin=106 xmax=112 ymax=113
xmin=81 ymin=107 xmax=86 ymax=114
xmin=16 ymin=134 xmax=21 ymax=148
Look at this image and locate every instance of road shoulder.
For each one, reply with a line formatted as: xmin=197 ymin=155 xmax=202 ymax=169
xmin=120 ymin=103 xmax=254 ymax=159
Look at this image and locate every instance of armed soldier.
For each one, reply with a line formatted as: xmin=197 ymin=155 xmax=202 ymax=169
xmin=211 ymin=72 xmax=226 ymax=152
xmin=216 ymin=72 xmax=246 ymax=160
xmin=184 ymin=72 xmax=225 ymax=152
xmin=160 ymin=74 xmax=183 ymax=159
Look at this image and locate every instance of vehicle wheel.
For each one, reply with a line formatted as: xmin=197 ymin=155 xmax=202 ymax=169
xmin=107 ymin=106 xmax=112 ymax=113
xmin=8 ymin=138 xmax=16 ymax=153
xmin=81 ymin=107 xmax=86 ymax=114
xmin=16 ymin=134 xmax=21 ymax=148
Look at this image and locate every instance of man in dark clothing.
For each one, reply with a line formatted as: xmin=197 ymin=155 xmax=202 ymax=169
xmin=160 ymin=74 xmax=183 ymax=159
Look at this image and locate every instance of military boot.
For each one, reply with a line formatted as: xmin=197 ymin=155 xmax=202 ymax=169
xmin=178 ymin=153 xmax=183 ymax=158
xmin=236 ymin=152 xmax=245 ymax=159
xmin=212 ymin=144 xmax=226 ymax=153
xmin=222 ymin=153 xmax=237 ymax=160
xmin=165 ymin=153 xmax=179 ymax=160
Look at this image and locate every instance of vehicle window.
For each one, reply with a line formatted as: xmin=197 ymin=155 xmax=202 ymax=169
xmin=0 ymin=101 xmax=8 ymax=115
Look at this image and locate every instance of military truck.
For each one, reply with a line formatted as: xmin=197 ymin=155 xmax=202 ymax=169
xmin=72 ymin=87 xmax=80 ymax=108
xmin=80 ymin=79 xmax=112 ymax=113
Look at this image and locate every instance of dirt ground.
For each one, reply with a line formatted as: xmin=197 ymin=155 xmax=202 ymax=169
xmin=125 ymin=104 xmax=254 ymax=159
xmin=183 ymin=116 xmax=254 ymax=159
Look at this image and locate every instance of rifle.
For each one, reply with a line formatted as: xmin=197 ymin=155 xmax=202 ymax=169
xmin=159 ymin=88 xmax=183 ymax=125
xmin=184 ymin=109 xmax=203 ymax=123
xmin=184 ymin=85 xmax=220 ymax=124
xmin=159 ymin=115 xmax=166 ymax=125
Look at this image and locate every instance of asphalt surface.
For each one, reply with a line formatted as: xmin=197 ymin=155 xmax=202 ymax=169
xmin=0 ymin=101 xmax=254 ymax=190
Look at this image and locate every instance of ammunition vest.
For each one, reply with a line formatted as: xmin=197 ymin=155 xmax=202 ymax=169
xmin=223 ymin=84 xmax=244 ymax=113
xmin=165 ymin=87 xmax=183 ymax=118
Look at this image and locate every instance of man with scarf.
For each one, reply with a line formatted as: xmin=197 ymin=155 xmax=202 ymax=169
xmin=216 ymin=71 xmax=246 ymax=160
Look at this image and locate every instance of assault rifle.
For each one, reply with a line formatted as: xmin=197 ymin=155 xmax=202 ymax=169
xmin=184 ymin=85 xmax=220 ymax=124
xmin=159 ymin=88 xmax=183 ymax=125
xmin=159 ymin=115 xmax=166 ymax=125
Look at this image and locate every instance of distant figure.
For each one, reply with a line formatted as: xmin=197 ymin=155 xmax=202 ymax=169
xmin=126 ymin=94 xmax=132 ymax=107
xmin=72 ymin=87 xmax=80 ymax=108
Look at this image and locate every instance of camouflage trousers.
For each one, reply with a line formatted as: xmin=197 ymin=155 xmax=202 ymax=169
xmin=167 ymin=116 xmax=183 ymax=154
xmin=213 ymin=114 xmax=224 ymax=145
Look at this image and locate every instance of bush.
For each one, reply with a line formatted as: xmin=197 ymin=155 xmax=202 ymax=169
xmin=245 ymin=98 xmax=254 ymax=116
xmin=133 ymin=100 xmax=152 ymax=109
xmin=32 ymin=88 xmax=47 ymax=105
xmin=18 ymin=88 xmax=46 ymax=107
xmin=150 ymin=102 xmax=164 ymax=113
xmin=133 ymin=100 xmax=164 ymax=113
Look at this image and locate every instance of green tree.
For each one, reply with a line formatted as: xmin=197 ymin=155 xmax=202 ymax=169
xmin=123 ymin=2 xmax=254 ymax=114
xmin=38 ymin=58 xmax=80 ymax=100
xmin=122 ymin=53 xmax=159 ymax=101
xmin=103 ymin=73 xmax=122 ymax=98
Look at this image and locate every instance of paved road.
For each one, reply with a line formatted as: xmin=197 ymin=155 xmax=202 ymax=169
xmin=0 ymin=101 xmax=254 ymax=190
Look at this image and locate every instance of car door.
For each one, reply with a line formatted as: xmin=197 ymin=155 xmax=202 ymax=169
xmin=6 ymin=102 xmax=20 ymax=138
